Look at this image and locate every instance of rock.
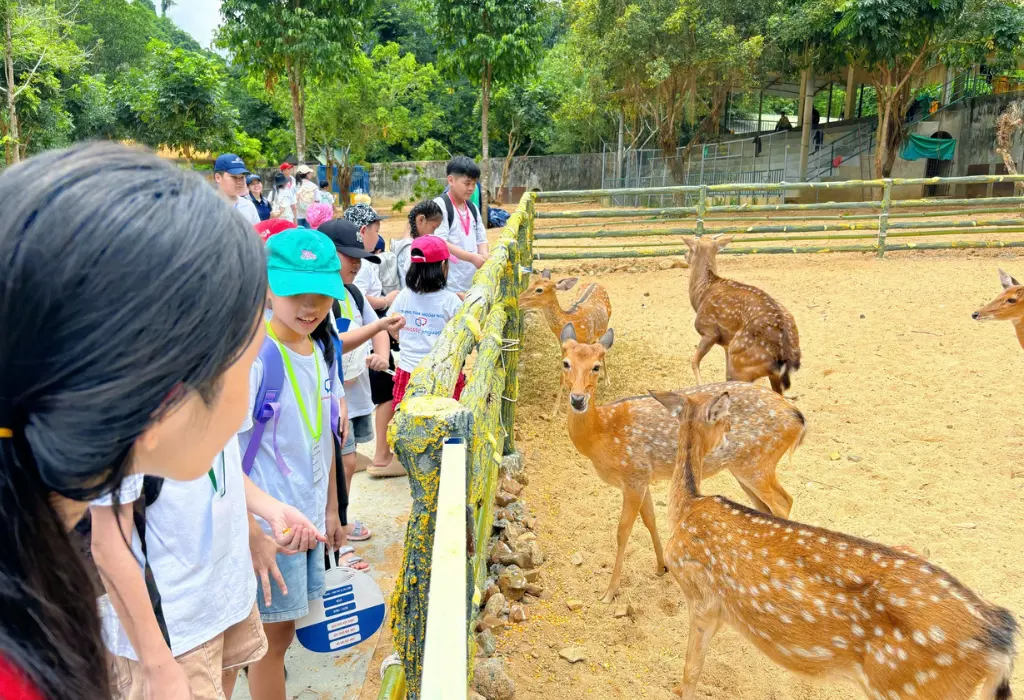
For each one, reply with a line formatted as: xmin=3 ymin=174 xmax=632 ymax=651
xmin=524 ymin=540 xmax=545 ymax=566
xmin=524 ymin=568 xmax=542 ymax=582
xmin=500 ymin=551 xmax=532 ymax=570
xmin=657 ymin=258 xmax=676 ymax=271
xmin=477 ymin=628 xmax=498 ymax=657
xmin=503 ymin=523 xmax=523 ymax=546
xmin=539 ymin=588 xmax=553 ymax=600
xmin=483 ymin=581 xmax=500 ymax=602
xmin=847 ymin=454 xmax=863 ymax=463
xmin=954 ymin=522 xmax=978 ymax=529
xmin=522 ymin=593 xmax=539 ymax=605
xmin=490 ymin=540 xmax=512 ymax=565
xmin=570 ymin=551 xmax=584 ymax=566
xmin=495 ymin=491 xmax=518 ymax=507
xmin=614 ymin=603 xmax=635 ymax=619
xmin=498 ymin=565 xmax=528 ymax=601
xmin=501 ymin=478 xmax=523 ymax=496
xmin=470 ymin=692 xmax=487 ymax=700
xmin=829 ymin=451 xmax=841 ymax=461
xmin=523 ymin=516 xmax=538 ymax=530
xmin=500 ymin=451 xmax=526 ymax=484
xmin=484 ymin=592 xmax=507 ymax=618
xmin=506 ymin=502 xmax=526 ymax=521
xmin=671 ymin=259 xmax=689 ymax=269
xmin=476 ymin=614 xmax=504 ymax=632
xmin=517 ymin=531 xmax=537 ymax=543
xmin=509 ymin=603 xmax=529 ymax=623
xmin=566 ymin=599 xmax=584 ymax=611
xmin=559 ymin=646 xmax=587 ymax=664
xmin=525 ymin=581 xmax=544 ymax=595
xmin=472 ymin=658 xmax=516 ymax=700
xmin=493 ymin=517 xmax=511 ymax=531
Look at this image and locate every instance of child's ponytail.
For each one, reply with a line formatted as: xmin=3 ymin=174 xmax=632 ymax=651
xmin=311 ymin=315 xmax=338 ymax=371
xmin=407 ymin=200 xmax=442 ymax=239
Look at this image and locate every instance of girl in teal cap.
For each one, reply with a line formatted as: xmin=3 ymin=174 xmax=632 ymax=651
xmin=238 ymin=227 xmax=352 ymax=698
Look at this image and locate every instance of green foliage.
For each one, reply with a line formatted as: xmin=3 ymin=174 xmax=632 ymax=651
xmin=412 ymin=138 xmax=449 ymax=160
xmin=489 ymin=79 xmax=557 ymax=157
xmin=232 ymin=129 xmax=265 ymax=167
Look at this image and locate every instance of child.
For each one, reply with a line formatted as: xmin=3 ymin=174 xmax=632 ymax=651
xmin=238 ymin=227 xmax=349 ymax=700
xmin=318 ymin=219 xmax=405 ymax=534
xmin=317 ymin=180 xmax=337 ymax=205
xmin=389 ymin=236 xmax=466 ymax=406
xmin=392 ymin=200 xmax=444 ymax=290
xmin=431 ymin=156 xmax=489 ymax=294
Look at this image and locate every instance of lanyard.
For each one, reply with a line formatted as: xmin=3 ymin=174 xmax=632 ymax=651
xmin=207 ymin=452 xmax=226 ymax=496
xmin=336 ymin=294 xmax=356 ymax=321
xmin=455 ymin=204 xmax=471 ymax=236
xmin=266 ymin=321 xmax=322 ymax=444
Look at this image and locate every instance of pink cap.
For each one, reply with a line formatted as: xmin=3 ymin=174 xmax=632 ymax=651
xmin=410 ymin=236 xmax=450 ymax=263
xmin=306 ymin=202 xmax=334 ymax=230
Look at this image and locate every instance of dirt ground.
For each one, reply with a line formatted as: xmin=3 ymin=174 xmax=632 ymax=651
xmin=498 ymin=247 xmax=1024 ymax=699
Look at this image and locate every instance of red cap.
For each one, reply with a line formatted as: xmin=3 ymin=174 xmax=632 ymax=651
xmin=279 ymin=162 xmax=294 ymax=171
xmin=410 ymin=235 xmax=450 ymax=264
xmin=255 ymin=219 xmax=297 ymax=242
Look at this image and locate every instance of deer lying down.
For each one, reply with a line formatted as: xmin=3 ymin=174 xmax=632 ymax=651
xmin=652 ymin=388 xmax=1017 ymax=700
xmin=973 ymin=269 xmax=1024 ymax=349
xmin=685 ymin=235 xmax=801 ymax=394
xmin=560 ymin=323 xmax=805 ymax=603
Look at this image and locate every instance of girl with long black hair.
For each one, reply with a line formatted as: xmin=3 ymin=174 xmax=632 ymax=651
xmin=0 ymin=142 xmax=272 ymax=698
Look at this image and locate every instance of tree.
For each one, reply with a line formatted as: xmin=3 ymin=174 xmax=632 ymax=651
xmin=116 ymin=39 xmax=237 ymax=160
xmin=434 ymin=0 xmax=544 ymax=212
xmin=218 ymin=0 xmax=370 ymax=163
xmin=160 ymin=0 xmax=174 ymax=17
xmin=490 ymin=79 xmax=557 ymax=196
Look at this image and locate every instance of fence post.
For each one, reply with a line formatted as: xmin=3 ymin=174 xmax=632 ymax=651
xmin=501 ymin=239 xmax=523 ymax=457
xmin=877 ymin=178 xmax=892 ymax=258
xmin=696 ymin=184 xmax=708 ymax=237
xmin=386 ymin=397 xmax=473 ymax=700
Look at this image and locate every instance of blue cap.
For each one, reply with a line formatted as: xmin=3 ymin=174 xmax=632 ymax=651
xmin=214 ymin=153 xmax=249 ymax=175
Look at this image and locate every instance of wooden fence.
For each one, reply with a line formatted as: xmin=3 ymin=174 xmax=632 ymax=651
xmin=377 ymin=193 xmax=535 ymax=700
xmin=532 ymin=175 xmax=1024 ymax=259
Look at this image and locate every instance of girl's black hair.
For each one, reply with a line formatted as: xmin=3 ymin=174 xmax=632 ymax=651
xmin=296 ymin=170 xmax=312 ymax=184
xmin=406 ymin=260 xmax=448 ymax=294
xmin=311 ymin=316 xmax=337 ymax=371
xmin=446 ymin=155 xmax=481 ymax=180
xmin=0 ymin=142 xmax=267 ymax=699
xmin=408 ymin=200 xmax=442 ymax=239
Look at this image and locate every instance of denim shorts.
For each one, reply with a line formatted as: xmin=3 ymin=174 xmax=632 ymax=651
xmin=257 ymin=543 xmax=326 ymax=623
xmin=341 ymin=414 xmax=374 ymax=456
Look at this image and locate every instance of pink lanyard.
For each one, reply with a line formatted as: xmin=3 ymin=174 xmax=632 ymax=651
xmin=455 ymin=204 xmax=471 ymax=236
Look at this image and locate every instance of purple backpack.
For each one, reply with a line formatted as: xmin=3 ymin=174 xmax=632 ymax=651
xmin=242 ymin=336 xmax=340 ymax=476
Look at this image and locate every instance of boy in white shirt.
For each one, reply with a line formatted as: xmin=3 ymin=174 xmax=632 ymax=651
xmin=431 ymin=156 xmax=489 ymax=293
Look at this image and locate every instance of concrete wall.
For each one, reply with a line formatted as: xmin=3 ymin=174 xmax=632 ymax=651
xmin=367 ymin=153 xmax=604 ymax=201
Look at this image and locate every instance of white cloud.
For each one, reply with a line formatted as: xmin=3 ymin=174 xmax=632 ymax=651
xmin=167 ymin=0 xmax=223 ymax=50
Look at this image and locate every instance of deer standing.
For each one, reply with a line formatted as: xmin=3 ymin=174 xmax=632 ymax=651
xmin=973 ymin=269 xmax=1024 ymax=349
xmin=522 ymin=270 xmax=612 ymax=414
xmin=652 ymin=388 xmax=1017 ymax=700
xmin=685 ymin=236 xmax=801 ymax=394
xmin=560 ymin=323 xmax=804 ymax=603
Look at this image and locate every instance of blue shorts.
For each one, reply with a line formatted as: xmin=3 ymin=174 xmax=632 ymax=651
xmin=341 ymin=414 xmax=374 ymax=456
xmin=257 ymin=542 xmax=326 ymax=623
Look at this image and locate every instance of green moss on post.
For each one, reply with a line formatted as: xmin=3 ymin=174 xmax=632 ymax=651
xmin=696 ymin=185 xmax=708 ymax=237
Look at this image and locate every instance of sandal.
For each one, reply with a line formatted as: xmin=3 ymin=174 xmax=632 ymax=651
xmin=366 ymin=456 xmax=407 ymax=478
xmin=347 ymin=520 xmax=372 ymax=542
xmin=336 ymin=545 xmax=370 ymax=571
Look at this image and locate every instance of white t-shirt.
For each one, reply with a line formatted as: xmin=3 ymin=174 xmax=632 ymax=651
xmin=238 ymin=341 xmax=341 ymax=532
xmin=392 ymin=237 xmax=413 ymax=290
xmin=431 ymin=195 xmax=487 ymax=293
xmin=270 ymin=187 xmax=296 ymax=222
xmin=235 ymin=195 xmax=260 ymax=226
xmin=354 ymin=260 xmax=383 ymax=300
xmin=93 ymin=439 xmax=257 ymax=660
xmin=331 ymin=295 xmax=379 ymax=418
xmin=389 ymin=288 xmax=463 ymax=372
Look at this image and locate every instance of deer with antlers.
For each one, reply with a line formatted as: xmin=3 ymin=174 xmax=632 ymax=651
xmin=522 ymin=270 xmax=613 ymax=414
xmin=685 ymin=235 xmax=801 ymax=394
xmin=651 ymin=387 xmax=1017 ymax=700
xmin=560 ymin=323 xmax=805 ymax=603
xmin=973 ymin=269 xmax=1024 ymax=349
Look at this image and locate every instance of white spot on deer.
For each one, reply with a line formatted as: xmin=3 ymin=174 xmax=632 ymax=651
xmin=874 ymin=627 xmax=884 ymax=637
xmin=928 ymin=626 xmax=945 ymax=643
xmin=897 ymin=647 xmax=908 ymax=661
xmin=935 ymin=653 xmax=953 ymax=667
xmin=902 ymin=683 xmax=916 ymax=696
xmin=912 ymin=631 xmax=928 ymax=646
xmin=852 ymin=624 xmax=865 ymax=637
xmin=832 ymin=636 xmax=848 ymax=649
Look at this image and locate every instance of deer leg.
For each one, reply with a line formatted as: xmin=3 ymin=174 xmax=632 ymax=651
xmin=638 ymin=487 xmax=667 ymax=576
xmin=673 ymin=608 xmax=722 ymax=699
xmin=601 ymin=488 xmax=644 ymax=604
xmin=769 ymin=372 xmax=784 ymax=394
xmin=766 ymin=472 xmax=794 ymax=518
xmin=691 ymin=336 xmax=716 ymax=385
xmin=737 ymin=482 xmax=772 ymax=514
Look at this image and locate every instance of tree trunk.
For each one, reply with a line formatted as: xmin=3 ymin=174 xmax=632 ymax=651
xmin=480 ymin=63 xmax=491 ymax=219
xmin=286 ymin=59 xmax=306 ymax=163
xmin=615 ymin=109 xmax=624 ymax=186
xmin=4 ymin=7 xmax=20 ymax=166
xmin=873 ymin=83 xmax=911 ymax=178
xmin=498 ymin=129 xmax=520 ymax=201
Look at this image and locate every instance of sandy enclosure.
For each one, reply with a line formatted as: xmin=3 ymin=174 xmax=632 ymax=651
xmin=497 ymin=247 xmax=1024 ymax=699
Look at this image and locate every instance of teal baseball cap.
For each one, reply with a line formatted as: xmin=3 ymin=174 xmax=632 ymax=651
xmin=266 ymin=227 xmax=346 ymax=300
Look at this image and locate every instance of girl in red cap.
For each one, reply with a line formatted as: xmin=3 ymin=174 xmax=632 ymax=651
xmin=387 ymin=236 xmax=466 ymax=405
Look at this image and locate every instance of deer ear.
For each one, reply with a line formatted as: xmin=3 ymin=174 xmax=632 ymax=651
xmin=683 ymin=237 xmax=696 ymax=251
xmin=650 ymin=390 xmax=685 ymax=418
xmin=999 ymin=269 xmax=1020 ymax=290
xmin=560 ymin=323 xmax=578 ymax=343
xmin=556 ymin=277 xmax=579 ymax=291
xmin=705 ymin=392 xmax=732 ymax=423
xmin=541 ymin=269 xmax=552 ymax=280
xmin=715 ymin=236 xmax=734 ymax=250
xmin=598 ymin=328 xmax=615 ymax=349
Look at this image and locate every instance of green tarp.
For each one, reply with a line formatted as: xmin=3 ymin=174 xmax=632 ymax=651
xmin=901 ymin=133 xmax=956 ymax=161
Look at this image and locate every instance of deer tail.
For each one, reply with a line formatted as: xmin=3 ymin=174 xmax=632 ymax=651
xmin=985 ymin=607 xmax=1017 ymax=699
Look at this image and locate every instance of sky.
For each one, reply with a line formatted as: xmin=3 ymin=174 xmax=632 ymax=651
xmin=167 ymin=0 xmax=223 ymax=50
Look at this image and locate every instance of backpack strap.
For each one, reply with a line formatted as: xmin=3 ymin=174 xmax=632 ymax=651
xmin=242 ymin=337 xmax=291 ymax=477
xmin=344 ymin=283 xmax=365 ymax=315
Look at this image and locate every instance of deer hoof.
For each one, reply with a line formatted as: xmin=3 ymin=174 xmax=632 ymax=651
xmin=599 ymin=591 xmax=616 ymax=605
xmin=655 ymin=564 xmax=668 ymax=577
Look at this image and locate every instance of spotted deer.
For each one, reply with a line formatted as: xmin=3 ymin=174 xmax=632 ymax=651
xmin=522 ymin=270 xmax=613 ymax=414
xmin=973 ymin=269 xmax=1024 ymax=349
xmin=560 ymin=323 xmax=805 ymax=603
xmin=652 ymin=388 xmax=1017 ymax=700
xmin=685 ymin=236 xmax=801 ymax=394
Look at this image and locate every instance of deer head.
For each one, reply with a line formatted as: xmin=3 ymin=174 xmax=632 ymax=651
xmin=520 ymin=270 xmax=579 ymax=310
xmin=651 ymin=390 xmax=732 ymax=475
xmin=973 ymin=269 xmax=1024 ymax=321
xmin=683 ymin=235 xmax=733 ymax=272
xmin=559 ymin=322 xmax=614 ymax=412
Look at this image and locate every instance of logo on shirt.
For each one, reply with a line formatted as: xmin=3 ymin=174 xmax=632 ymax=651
xmin=415 ymin=316 xmax=428 ymax=327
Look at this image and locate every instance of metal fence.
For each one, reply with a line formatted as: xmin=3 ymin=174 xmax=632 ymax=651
xmin=534 ymin=175 xmax=1024 ymax=260
xmin=377 ymin=194 xmax=535 ymax=700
